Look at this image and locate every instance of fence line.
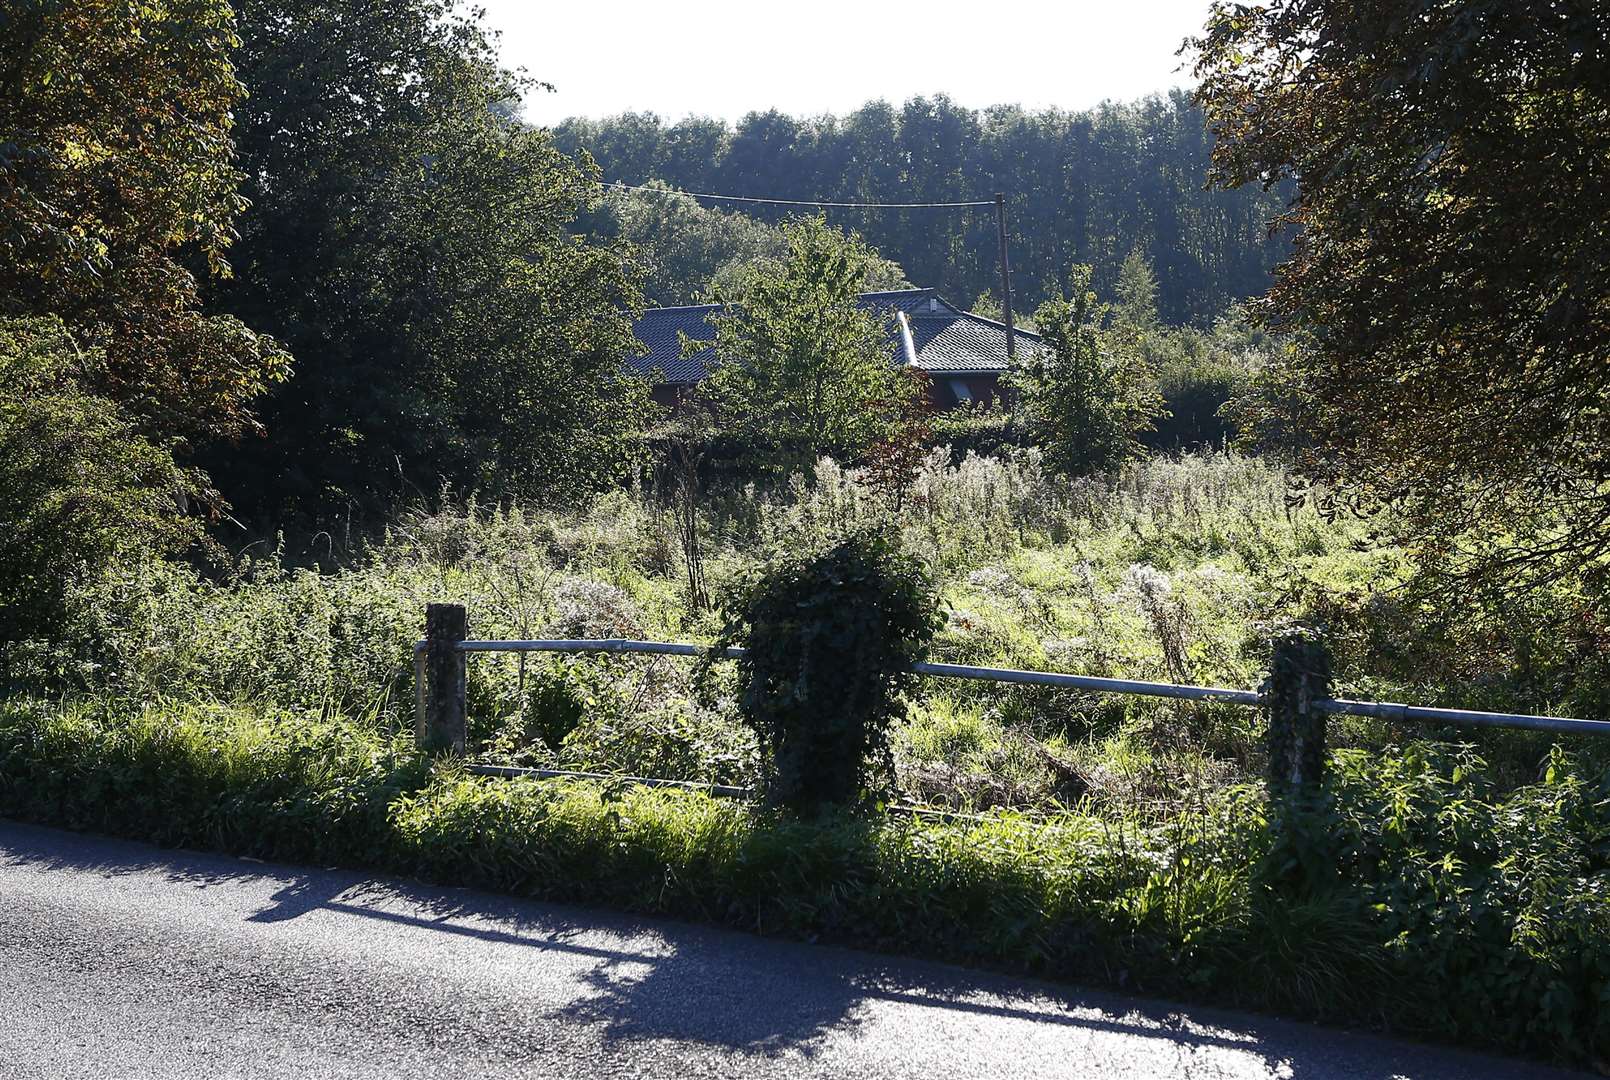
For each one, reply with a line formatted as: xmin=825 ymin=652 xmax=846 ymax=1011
xmin=414 ymin=634 xmax=1610 ymax=749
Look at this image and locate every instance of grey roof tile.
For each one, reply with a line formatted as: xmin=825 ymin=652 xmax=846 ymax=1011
xmin=907 ymin=312 xmax=1041 ymax=373
xmin=626 ymin=290 xmax=1037 ymax=384
xmin=626 ymin=304 xmax=721 ymax=383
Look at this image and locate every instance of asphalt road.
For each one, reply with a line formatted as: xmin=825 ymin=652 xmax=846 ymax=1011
xmin=0 ymin=820 xmax=1587 ymax=1080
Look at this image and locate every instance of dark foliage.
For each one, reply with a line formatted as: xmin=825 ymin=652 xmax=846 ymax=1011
xmin=707 ymin=530 xmax=942 ymax=813
xmin=1193 ymin=0 xmax=1610 ymax=602
xmin=553 ymin=92 xmax=1293 ymax=326
xmin=205 ymin=0 xmax=652 ymax=528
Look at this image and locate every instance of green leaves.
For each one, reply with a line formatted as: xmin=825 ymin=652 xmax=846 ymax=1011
xmin=707 ymin=528 xmax=942 ymax=814
xmin=203 ymin=0 xmax=651 ymax=522
xmin=0 ymin=317 xmax=202 ymax=645
xmin=1011 ymin=264 xmax=1164 ymax=478
xmin=700 ymin=216 xmax=923 ymax=476
xmin=0 ymin=0 xmax=286 ymax=444
xmin=1191 ymin=0 xmax=1610 ymax=608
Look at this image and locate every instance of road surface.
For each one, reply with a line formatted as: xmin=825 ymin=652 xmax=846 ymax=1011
xmin=0 ymin=819 xmax=1586 ymax=1079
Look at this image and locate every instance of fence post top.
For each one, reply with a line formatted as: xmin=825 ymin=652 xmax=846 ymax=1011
xmin=425 ymin=603 xmax=467 ymax=639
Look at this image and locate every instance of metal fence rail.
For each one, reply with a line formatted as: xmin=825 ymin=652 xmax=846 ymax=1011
xmin=416 ymin=635 xmax=1610 ymax=739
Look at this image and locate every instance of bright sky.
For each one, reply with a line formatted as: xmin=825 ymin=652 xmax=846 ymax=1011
xmin=482 ymin=0 xmax=1215 ymax=127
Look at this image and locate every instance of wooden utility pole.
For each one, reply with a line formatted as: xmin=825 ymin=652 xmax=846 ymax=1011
xmin=994 ymin=192 xmax=1016 ymax=363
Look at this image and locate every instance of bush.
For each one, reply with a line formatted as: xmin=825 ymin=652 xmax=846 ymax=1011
xmin=0 ymin=317 xmax=200 ymax=645
xmin=1324 ymin=744 xmax=1610 ymax=1062
xmin=928 ymin=406 xmax=1023 ymax=460
xmin=1149 ymin=354 xmax=1248 ymax=450
xmin=1012 ymin=265 xmax=1164 ymax=478
xmin=708 ymin=529 xmax=943 ymax=812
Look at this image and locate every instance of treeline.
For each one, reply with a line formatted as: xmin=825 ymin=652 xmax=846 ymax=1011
xmin=590 ymin=181 xmax=913 ymax=307
xmin=3 ymin=0 xmax=653 ymax=570
xmin=554 ymin=92 xmax=1293 ymax=323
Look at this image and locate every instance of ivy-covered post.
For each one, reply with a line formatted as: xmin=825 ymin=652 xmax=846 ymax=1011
xmin=420 ymin=603 xmax=467 ymax=753
xmin=1264 ymin=629 xmax=1332 ymax=791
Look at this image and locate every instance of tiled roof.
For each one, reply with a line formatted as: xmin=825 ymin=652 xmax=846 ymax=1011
xmin=626 ymin=289 xmax=1037 ymax=384
xmin=906 ymin=311 xmax=1042 ymax=373
xmin=626 ymin=304 xmax=722 ymax=384
xmin=861 ymin=288 xmax=950 ymax=314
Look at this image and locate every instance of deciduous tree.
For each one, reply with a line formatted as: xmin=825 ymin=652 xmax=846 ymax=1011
xmin=1013 ymin=265 xmax=1163 ymax=477
xmin=208 ymin=0 xmax=650 ymax=525
xmin=1192 ymin=0 xmax=1610 ymax=593
xmin=0 ymin=318 xmax=200 ymax=643
xmin=700 ymin=218 xmax=923 ymax=474
xmin=0 ymin=0 xmax=287 ymax=443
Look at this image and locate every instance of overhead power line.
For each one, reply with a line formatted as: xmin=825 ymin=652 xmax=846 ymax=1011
xmin=603 ymin=181 xmax=994 ymax=209
xmin=604 ymin=182 xmax=1019 ymax=362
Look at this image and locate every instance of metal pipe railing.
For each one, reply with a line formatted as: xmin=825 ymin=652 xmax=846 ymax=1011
xmin=1311 ymin=698 xmax=1610 ymax=735
xmin=908 ymin=659 xmax=1264 ymax=706
xmin=418 ymin=637 xmax=1610 ymax=738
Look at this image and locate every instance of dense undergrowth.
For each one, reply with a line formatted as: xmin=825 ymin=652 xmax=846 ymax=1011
xmin=6 ymin=451 xmax=1604 ymax=806
xmin=2 ymin=451 xmax=1607 ymax=1066
xmin=0 ymin=698 xmax=1605 ymax=1066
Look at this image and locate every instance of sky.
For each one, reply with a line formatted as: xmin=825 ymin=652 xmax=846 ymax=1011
xmin=480 ymin=0 xmax=1215 ymax=128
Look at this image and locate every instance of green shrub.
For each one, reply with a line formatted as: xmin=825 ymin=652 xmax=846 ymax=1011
xmin=522 ymin=659 xmax=592 ymax=752
xmin=1012 ymin=265 xmax=1164 ymax=478
xmin=1148 ymin=354 xmax=1248 ymax=450
xmin=929 ymin=406 xmax=1023 ymax=460
xmin=1325 ymin=744 xmax=1610 ymax=1061
xmin=708 ymin=528 xmax=943 ymax=812
xmin=0 ymin=317 xmax=200 ymax=646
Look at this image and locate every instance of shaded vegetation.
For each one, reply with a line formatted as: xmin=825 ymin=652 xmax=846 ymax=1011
xmin=1193 ymin=0 xmax=1610 ymax=610
xmin=554 ymin=92 xmax=1293 ymax=325
xmin=1 ymin=697 xmax=1605 ymax=1065
xmin=206 ymin=0 xmax=652 ymax=526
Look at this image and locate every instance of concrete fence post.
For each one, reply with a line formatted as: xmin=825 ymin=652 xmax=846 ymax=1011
xmin=1265 ymin=630 xmax=1332 ymax=790
xmin=420 ymin=603 xmax=467 ymax=753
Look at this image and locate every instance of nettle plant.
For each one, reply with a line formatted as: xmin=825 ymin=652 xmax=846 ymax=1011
xmin=707 ymin=528 xmax=943 ymax=814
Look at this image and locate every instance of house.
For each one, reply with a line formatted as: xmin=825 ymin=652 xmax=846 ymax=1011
xmin=625 ymin=288 xmax=1040 ymax=410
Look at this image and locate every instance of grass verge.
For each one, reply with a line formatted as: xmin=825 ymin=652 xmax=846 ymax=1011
xmin=1 ymin=696 xmax=1606 ymax=1070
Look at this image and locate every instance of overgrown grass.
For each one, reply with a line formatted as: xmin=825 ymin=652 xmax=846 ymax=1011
xmin=1 ymin=698 xmax=1605 ymax=1067
xmin=6 ymin=451 xmax=1602 ymax=813
xmin=2 ymin=451 xmax=1606 ymax=1065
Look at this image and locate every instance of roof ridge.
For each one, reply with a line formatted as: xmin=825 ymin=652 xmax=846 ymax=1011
xmin=637 ymin=291 xmax=934 ymax=316
xmin=944 ymin=308 xmax=1042 ymax=339
xmin=637 ymin=302 xmax=723 ymax=314
xmin=858 ymin=287 xmax=935 ymax=297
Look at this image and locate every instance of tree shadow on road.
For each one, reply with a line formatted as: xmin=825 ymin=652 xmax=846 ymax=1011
xmin=1 ymin=820 xmax=1583 ymax=1078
